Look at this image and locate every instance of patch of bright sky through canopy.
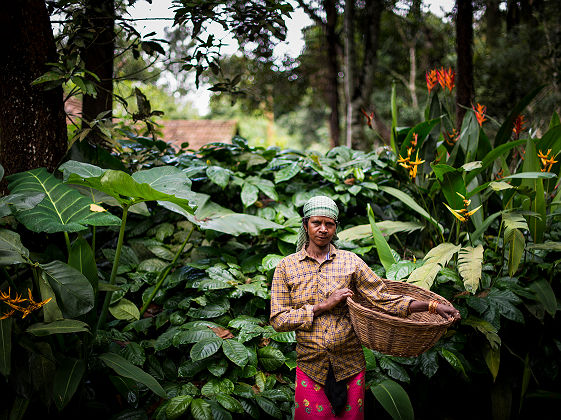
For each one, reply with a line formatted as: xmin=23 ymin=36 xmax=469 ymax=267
xmin=129 ymin=0 xmax=455 ymax=115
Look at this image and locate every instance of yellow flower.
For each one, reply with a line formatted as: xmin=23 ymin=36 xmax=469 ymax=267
xmin=444 ymin=194 xmax=481 ymax=223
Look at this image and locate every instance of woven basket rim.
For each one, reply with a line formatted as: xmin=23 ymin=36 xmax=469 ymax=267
xmin=347 ymin=296 xmax=454 ymax=327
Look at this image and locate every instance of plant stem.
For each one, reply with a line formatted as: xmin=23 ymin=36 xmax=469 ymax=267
xmin=92 ymin=226 xmax=96 ymax=258
xmin=64 ymin=231 xmax=71 ymax=255
xmin=140 ymin=225 xmax=195 ymax=316
xmin=95 ymin=204 xmax=130 ymax=334
xmin=1 ymin=267 xmax=17 ymax=290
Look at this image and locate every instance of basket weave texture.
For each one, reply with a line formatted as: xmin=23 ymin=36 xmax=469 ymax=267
xmin=347 ymin=279 xmax=453 ymax=357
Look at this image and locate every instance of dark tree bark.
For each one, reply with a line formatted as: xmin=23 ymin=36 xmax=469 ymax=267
xmin=347 ymin=0 xmax=384 ymax=149
xmin=484 ymin=0 xmax=501 ymax=48
xmin=455 ymin=0 xmax=474 ymax=129
xmin=324 ymin=0 xmax=341 ymax=148
xmin=82 ymin=0 xmax=115 ymax=145
xmin=0 ymin=0 xmax=67 ymax=190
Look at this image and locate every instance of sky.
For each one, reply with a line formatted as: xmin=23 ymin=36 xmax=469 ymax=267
xmin=128 ymin=0 xmax=455 ymax=115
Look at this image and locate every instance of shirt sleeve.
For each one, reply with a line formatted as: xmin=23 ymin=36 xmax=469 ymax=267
xmin=269 ymin=262 xmax=314 ymax=332
xmin=354 ymin=258 xmax=413 ymax=317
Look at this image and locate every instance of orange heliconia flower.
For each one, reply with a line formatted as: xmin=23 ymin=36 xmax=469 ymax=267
xmin=445 ymin=128 xmax=458 ymax=146
xmin=472 ymin=103 xmax=487 ymax=126
xmin=538 ymin=149 xmax=558 ymax=172
xmin=361 ymin=108 xmax=374 ymax=129
xmin=437 ymin=67 xmax=455 ymax=92
xmin=0 ymin=287 xmax=51 ymax=319
xmin=411 ymin=133 xmax=418 ymax=147
xmin=512 ymin=114 xmax=526 ymax=139
xmin=426 ymin=69 xmax=438 ymax=93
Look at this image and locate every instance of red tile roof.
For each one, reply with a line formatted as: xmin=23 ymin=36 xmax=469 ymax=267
xmin=63 ymin=97 xmax=237 ymax=150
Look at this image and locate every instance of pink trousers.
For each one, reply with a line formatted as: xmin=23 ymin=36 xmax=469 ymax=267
xmin=294 ymin=366 xmax=365 ymax=419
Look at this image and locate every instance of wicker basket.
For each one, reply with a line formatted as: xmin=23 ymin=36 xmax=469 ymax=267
xmin=347 ymin=280 xmax=454 ymax=357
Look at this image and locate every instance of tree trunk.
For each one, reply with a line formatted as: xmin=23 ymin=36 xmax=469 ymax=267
xmin=348 ymin=0 xmax=384 ymax=149
xmin=455 ymin=0 xmax=474 ymax=129
xmin=343 ymin=0 xmax=355 ymax=148
xmin=324 ymin=0 xmax=341 ymax=148
xmin=0 ymin=0 xmax=67 ymax=191
xmin=82 ymin=0 xmax=115 ymax=146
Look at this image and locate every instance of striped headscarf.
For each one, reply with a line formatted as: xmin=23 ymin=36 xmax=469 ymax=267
xmin=296 ymin=196 xmax=339 ymax=251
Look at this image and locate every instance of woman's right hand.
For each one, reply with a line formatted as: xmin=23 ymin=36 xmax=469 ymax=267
xmin=314 ymin=288 xmax=354 ymax=316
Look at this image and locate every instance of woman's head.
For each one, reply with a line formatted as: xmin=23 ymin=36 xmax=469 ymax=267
xmin=296 ymin=196 xmax=339 ymax=251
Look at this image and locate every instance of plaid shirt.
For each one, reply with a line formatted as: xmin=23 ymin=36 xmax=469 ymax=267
xmin=270 ymin=244 xmax=413 ymax=385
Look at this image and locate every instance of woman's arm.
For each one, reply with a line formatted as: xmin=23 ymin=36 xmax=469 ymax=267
xmin=409 ymin=300 xmax=461 ymax=321
xmin=269 ymin=264 xmax=314 ymax=332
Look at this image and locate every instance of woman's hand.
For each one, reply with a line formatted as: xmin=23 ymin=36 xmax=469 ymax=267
xmin=313 ymin=288 xmax=354 ymax=316
xmin=436 ymin=303 xmax=461 ymax=321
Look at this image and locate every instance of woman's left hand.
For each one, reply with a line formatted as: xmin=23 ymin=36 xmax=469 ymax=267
xmin=437 ymin=304 xmax=461 ymax=321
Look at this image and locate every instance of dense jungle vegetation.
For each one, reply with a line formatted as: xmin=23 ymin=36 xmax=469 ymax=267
xmin=1 ymin=1 xmax=560 ymax=419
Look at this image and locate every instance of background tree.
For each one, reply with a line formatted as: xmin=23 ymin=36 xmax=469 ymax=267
xmin=0 ymin=0 xmax=67 ymax=190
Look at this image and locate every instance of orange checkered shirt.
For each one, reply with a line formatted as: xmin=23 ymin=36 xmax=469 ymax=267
xmin=270 ymin=244 xmax=413 ymax=385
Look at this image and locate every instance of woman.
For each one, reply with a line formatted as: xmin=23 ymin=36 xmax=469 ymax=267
xmin=270 ymin=196 xmax=460 ymax=419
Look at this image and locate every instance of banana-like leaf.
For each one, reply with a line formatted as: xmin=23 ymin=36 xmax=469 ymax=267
xmin=337 ymin=221 xmax=423 ymax=242
xmin=371 ymin=379 xmax=414 ymax=420
xmin=99 ymin=352 xmax=167 ymax=398
xmin=59 ymin=161 xmax=195 ymax=211
xmin=502 ymin=212 xmax=528 ymax=276
xmin=483 ymin=344 xmax=501 ymax=382
xmin=407 ymin=243 xmax=461 ymax=290
xmin=367 ymin=204 xmax=396 ymax=272
xmin=53 ymin=358 xmax=86 ymax=410
xmin=458 ymin=245 xmax=484 ymax=294
xmin=520 ymin=139 xmax=546 ymax=243
xmin=26 ymin=319 xmax=90 ymax=336
xmin=68 ymin=237 xmax=98 ymax=293
xmin=6 ymin=168 xmax=121 ymax=233
xmin=0 ymin=318 xmax=12 ymax=377
xmin=380 ymin=186 xmax=443 ymax=234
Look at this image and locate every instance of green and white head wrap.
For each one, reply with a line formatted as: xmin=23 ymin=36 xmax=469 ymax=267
xmin=296 ymin=195 xmax=340 ymax=252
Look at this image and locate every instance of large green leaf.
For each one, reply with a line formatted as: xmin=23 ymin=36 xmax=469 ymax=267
xmin=166 ymin=395 xmax=193 ymax=420
xmin=109 ymin=298 xmax=140 ymax=321
xmin=529 ymin=279 xmax=557 ymax=317
xmin=502 ymin=212 xmax=527 ymax=276
xmin=53 ymin=358 xmax=85 ymax=411
xmin=407 ymin=243 xmax=460 ymax=290
xmin=41 ymin=260 xmax=94 ymax=318
xmin=338 ymin=221 xmax=423 ymax=242
xmin=190 ymin=337 xmax=223 ymax=361
xmin=160 ymin=193 xmax=283 ymax=236
xmin=60 ymin=161 xmax=195 ymax=210
xmin=222 ymin=339 xmax=249 ymax=367
xmin=27 ymin=319 xmax=90 ymax=336
xmin=371 ymin=379 xmax=414 ymax=420
xmin=255 ymin=395 xmax=282 ymax=419
xmin=367 ymin=204 xmax=396 ymax=271
xmin=432 ymin=164 xmax=466 ymax=210
xmin=257 ymin=346 xmax=285 ymax=371
xmin=68 ymin=236 xmax=98 ymax=293
xmin=98 ymin=352 xmax=167 ymax=398
xmin=458 ymin=245 xmax=484 ymax=294
xmin=6 ymin=168 xmax=121 ymax=233
xmin=0 ymin=192 xmax=44 ymax=218
xmin=483 ymin=345 xmax=501 ymax=383
xmin=0 ymin=318 xmax=12 ymax=377
xmin=0 ymin=229 xmax=29 ymax=265
xmin=380 ymin=186 xmax=443 ymax=234
xmin=190 ymin=398 xmax=213 ymax=420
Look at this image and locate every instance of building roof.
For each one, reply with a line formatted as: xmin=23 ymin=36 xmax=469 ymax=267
xmin=64 ymin=96 xmax=237 ymax=150
xmin=160 ymin=119 xmax=237 ymax=150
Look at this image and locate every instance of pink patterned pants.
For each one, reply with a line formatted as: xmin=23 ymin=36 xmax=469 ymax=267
xmin=294 ymin=366 xmax=365 ymax=419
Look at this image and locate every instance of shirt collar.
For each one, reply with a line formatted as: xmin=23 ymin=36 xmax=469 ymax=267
xmin=298 ymin=243 xmax=338 ymax=261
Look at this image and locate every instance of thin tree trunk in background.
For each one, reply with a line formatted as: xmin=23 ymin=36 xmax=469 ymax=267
xmin=344 ymin=0 xmax=355 ymax=148
xmin=485 ymin=0 xmax=501 ymax=48
xmin=82 ymin=0 xmax=115 ymax=146
xmin=0 ymin=0 xmax=67 ymax=191
xmin=349 ymin=0 xmax=384 ymax=149
xmin=455 ymin=0 xmax=474 ymax=129
xmin=325 ymin=0 xmax=341 ymax=148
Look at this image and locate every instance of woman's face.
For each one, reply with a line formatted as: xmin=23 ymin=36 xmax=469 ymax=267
xmin=305 ymin=216 xmax=337 ymax=248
